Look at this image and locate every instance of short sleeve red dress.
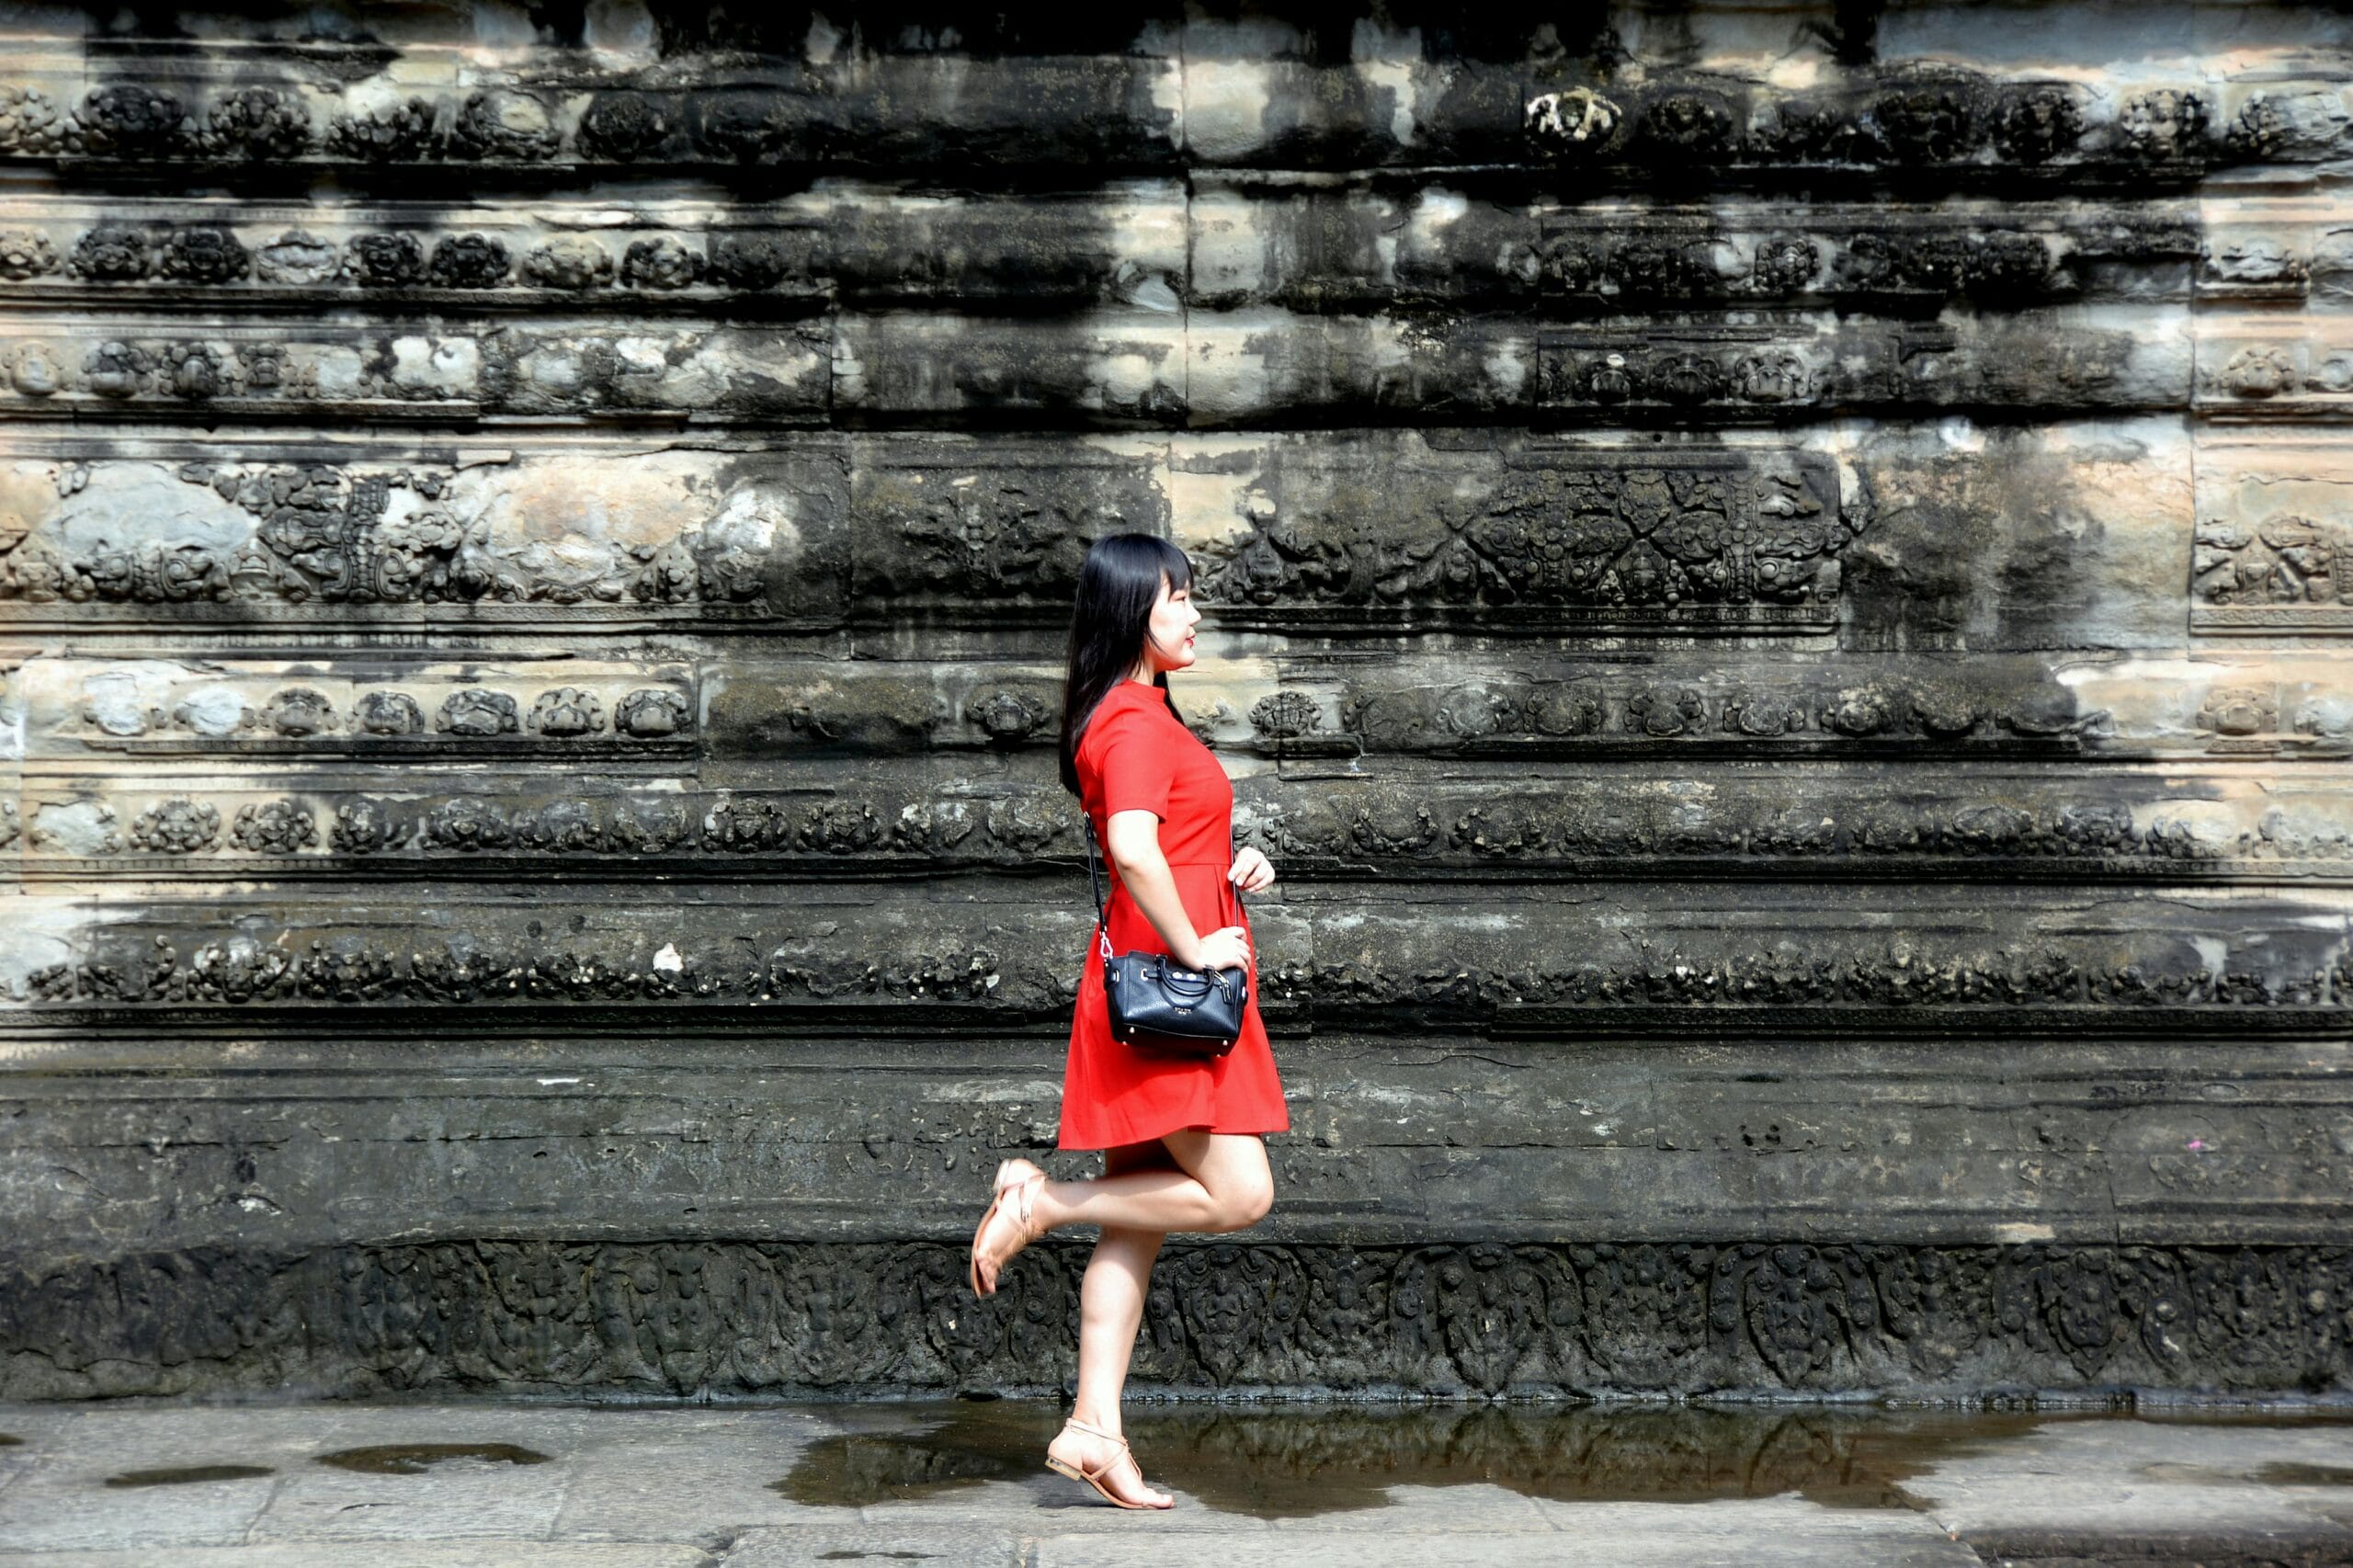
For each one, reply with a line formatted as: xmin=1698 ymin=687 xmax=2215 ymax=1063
xmin=1057 ymin=679 xmax=1290 ymax=1152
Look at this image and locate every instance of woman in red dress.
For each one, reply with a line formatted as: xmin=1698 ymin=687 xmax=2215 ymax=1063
xmin=967 ymin=531 xmax=1288 ymax=1511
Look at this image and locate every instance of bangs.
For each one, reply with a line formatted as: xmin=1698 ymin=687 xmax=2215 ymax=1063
xmin=1157 ymin=540 xmax=1193 ymax=592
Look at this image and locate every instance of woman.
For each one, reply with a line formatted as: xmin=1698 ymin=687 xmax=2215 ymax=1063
xmin=966 ymin=530 xmax=1289 ymax=1511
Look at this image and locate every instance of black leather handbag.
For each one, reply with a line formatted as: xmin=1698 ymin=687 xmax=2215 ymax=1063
xmin=1084 ymin=817 xmax=1248 ymax=1056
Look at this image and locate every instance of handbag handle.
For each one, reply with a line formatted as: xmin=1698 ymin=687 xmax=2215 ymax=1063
xmin=1083 ymin=815 xmax=1245 ymax=960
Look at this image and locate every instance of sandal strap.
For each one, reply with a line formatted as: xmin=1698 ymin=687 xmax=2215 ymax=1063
xmin=1011 ymin=1172 xmax=1048 ymax=1242
xmin=974 ymin=1174 xmax=1048 ymax=1275
xmin=1058 ymin=1417 xmax=1149 ymax=1493
xmin=1060 ymin=1415 xmax=1130 ymax=1449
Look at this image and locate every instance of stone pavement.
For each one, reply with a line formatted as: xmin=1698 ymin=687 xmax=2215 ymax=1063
xmin=0 ymin=1398 xmax=2349 ymax=1566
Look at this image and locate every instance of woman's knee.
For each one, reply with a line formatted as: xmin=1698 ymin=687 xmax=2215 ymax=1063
xmin=1162 ymin=1130 xmax=1274 ymax=1232
xmin=1209 ymin=1170 xmax=1274 ymax=1232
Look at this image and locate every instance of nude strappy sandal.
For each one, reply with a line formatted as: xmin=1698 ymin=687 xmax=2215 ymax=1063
xmin=967 ymin=1158 xmax=1047 ymax=1297
xmin=1044 ymin=1415 xmax=1171 ymax=1509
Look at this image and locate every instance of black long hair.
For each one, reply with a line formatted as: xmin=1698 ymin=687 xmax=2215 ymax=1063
xmin=1058 ymin=531 xmax=1192 ymax=798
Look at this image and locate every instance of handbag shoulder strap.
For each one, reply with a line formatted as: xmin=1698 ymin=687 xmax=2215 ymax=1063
xmin=1084 ymin=814 xmax=1109 ymax=930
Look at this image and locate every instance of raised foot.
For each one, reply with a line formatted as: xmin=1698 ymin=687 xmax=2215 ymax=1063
xmin=994 ymin=1156 xmax=1045 ymax=1191
xmin=968 ymin=1163 xmax=1049 ymax=1297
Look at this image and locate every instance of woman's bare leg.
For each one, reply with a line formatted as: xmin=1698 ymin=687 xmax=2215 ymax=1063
xmin=1052 ymin=1139 xmax=1175 ymax=1507
xmin=1042 ymin=1132 xmax=1273 ymax=1506
xmin=1030 ymin=1128 xmax=1274 ymax=1235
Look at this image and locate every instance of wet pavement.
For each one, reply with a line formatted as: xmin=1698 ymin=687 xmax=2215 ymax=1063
xmin=0 ymin=1398 xmax=2349 ymax=1565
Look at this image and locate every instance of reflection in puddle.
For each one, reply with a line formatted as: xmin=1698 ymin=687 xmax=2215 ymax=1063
xmin=316 ymin=1442 xmax=551 ymax=1475
xmin=103 ymin=1464 xmax=275 ymax=1488
xmin=778 ymin=1401 xmax=2043 ymax=1517
xmin=2256 ymin=1462 xmax=2353 ymax=1487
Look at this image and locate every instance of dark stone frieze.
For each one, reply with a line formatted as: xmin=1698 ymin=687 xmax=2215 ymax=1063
xmin=0 ymin=60 xmax=1186 ymax=174
xmin=12 ymin=904 xmax=2348 ymax=1019
xmin=1 ymin=307 xmax=2182 ymax=428
xmin=0 ymin=196 xmax=2210 ymax=312
xmin=2194 ymin=514 xmax=2353 ymax=632
xmin=1245 ymin=779 xmax=2353 ymax=872
xmin=0 ymin=1241 xmax=2346 ymax=1400
xmin=0 ymin=319 xmax=829 ymax=422
xmin=1529 ymin=208 xmax=2196 ymax=308
xmin=17 ymin=658 xmax=2345 ymax=771
xmin=1535 ymin=314 xmax=2173 ymax=418
xmin=1523 ymin=72 xmax=2310 ymax=181
xmin=58 ymin=675 xmax=697 ymax=754
xmin=1299 ymin=670 xmax=2102 ymax=751
xmin=15 ymin=772 xmax=2353 ymax=876
xmin=0 ymin=52 xmax=2332 ymax=182
xmin=0 ymin=197 xmax=1145 ymax=307
xmin=703 ymin=663 xmax=2125 ymax=757
xmin=1196 ymin=450 xmax=1847 ymax=633
xmin=16 ymin=931 xmax=1025 ymax=1014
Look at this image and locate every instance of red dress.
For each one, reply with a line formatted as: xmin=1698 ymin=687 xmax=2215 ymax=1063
xmin=1057 ymin=679 xmax=1290 ymax=1151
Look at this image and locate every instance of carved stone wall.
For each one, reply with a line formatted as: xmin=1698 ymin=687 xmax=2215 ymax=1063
xmin=5 ymin=1 xmax=2353 ymax=1401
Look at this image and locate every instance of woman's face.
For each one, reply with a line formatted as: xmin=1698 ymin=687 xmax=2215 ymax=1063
xmin=1135 ymin=570 xmax=1200 ymax=676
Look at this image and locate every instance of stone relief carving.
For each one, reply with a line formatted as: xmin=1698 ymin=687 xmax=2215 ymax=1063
xmin=0 ymin=60 xmax=2269 ymax=177
xmin=1 ymin=1241 xmax=2345 ymax=1400
xmin=33 ymin=777 xmax=2339 ymax=869
xmin=1523 ymin=71 xmax=2234 ymax=176
xmin=128 ymin=797 xmax=218 ymax=854
xmin=0 ymin=206 xmax=2159 ymax=311
xmin=438 ymin=690 xmax=517 ymax=736
xmin=0 ymin=460 xmax=776 ymax=618
xmin=1535 ymin=221 xmax=2082 ymax=304
xmin=1539 ymin=317 xmax=2150 ymax=415
xmin=2194 ymin=514 xmax=2352 ymax=630
xmin=616 ymin=688 xmax=692 ymax=738
xmin=0 ymin=322 xmax=827 ymax=419
xmin=263 ymin=687 xmax=335 ymax=736
xmin=230 ymin=801 xmax=317 ymax=855
xmin=354 ymin=692 xmax=424 ymax=735
xmin=1198 ymin=453 xmax=1846 ymax=631
xmin=63 ymin=679 xmax=693 ymax=751
xmin=854 ymin=446 xmax=1165 ymax=608
xmin=17 ymin=923 xmax=2347 ymax=1013
xmin=527 ymin=687 xmax=604 ymax=737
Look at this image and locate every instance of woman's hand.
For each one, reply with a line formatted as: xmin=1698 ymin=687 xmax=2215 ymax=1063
xmin=1192 ymin=925 xmax=1252 ymax=974
xmin=1228 ymin=847 xmax=1277 ymax=894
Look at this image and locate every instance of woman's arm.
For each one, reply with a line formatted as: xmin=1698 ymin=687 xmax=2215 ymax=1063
xmin=1104 ymin=809 xmax=1247 ymax=972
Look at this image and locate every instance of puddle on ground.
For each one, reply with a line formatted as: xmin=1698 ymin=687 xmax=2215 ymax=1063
xmin=316 ymin=1443 xmax=551 ymax=1475
xmin=776 ymin=1400 xmax=2046 ymax=1518
xmin=2257 ymin=1461 xmax=2353 ymax=1486
xmin=103 ymin=1464 xmax=275 ymax=1488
